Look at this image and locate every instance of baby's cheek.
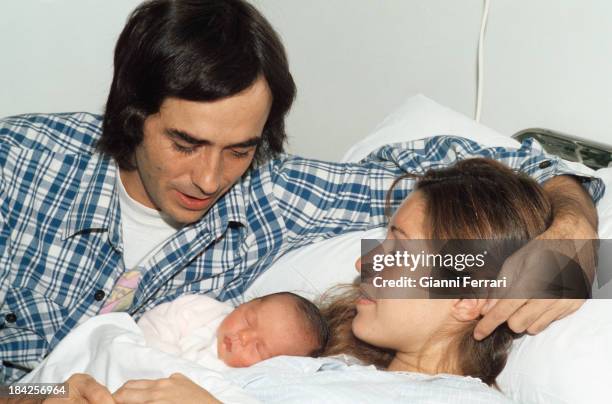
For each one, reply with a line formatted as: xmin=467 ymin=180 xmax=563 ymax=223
xmin=217 ymin=315 xmax=237 ymax=337
xmin=224 ymin=350 xmax=260 ymax=368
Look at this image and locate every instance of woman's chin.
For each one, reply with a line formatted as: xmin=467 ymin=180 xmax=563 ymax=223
xmin=352 ymin=314 xmax=372 ymax=341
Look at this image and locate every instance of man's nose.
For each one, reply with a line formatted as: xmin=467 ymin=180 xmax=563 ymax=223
xmin=192 ymin=149 xmax=222 ymax=196
xmin=355 ymin=256 xmax=362 ymax=273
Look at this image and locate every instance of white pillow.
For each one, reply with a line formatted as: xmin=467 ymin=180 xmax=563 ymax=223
xmin=595 ymin=167 xmax=612 ymax=238
xmin=244 ymin=94 xmax=612 ymax=404
xmin=592 ymin=166 xmax=612 ymax=298
xmin=497 ymin=300 xmax=612 ymax=404
xmin=341 ymin=93 xmax=519 ymax=162
xmin=243 ymin=227 xmax=386 ymax=302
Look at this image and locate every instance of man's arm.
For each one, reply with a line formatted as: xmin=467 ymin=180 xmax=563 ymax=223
xmin=544 ymin=175 xmax=598 ymax=231
xmin=270 ymin=136 xmax=605 ymax=243
xmin=544 ymin=175 xmax=599 ymax=283
xmin=220 ymin=136 xmax=605 ymax=305
xmin=269 ymin=136 xmax=605 ymax=341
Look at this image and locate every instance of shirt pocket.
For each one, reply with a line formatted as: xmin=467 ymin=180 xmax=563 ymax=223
xmin=2 ymin=287 xmax=69 ymax=353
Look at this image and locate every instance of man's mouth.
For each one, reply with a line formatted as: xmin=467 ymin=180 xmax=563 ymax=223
xmin=176 ymin=190 xmax=213 ymax=210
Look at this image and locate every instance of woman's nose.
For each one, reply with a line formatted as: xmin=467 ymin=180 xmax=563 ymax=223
xmin=354 ymin=256 xmax=362 ymax=273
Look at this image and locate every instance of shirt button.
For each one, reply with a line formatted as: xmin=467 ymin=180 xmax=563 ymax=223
xmin=5 ymin=312 xmax=17 ymax=323
xmin=539 ymin=160 xmax=552 ymax=169
xmin=94 ymin=290 xmax=106 ymax=301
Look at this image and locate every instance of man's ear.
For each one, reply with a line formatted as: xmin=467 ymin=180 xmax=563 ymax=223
xmin=450 ymin=299 xmax=487 ymax=322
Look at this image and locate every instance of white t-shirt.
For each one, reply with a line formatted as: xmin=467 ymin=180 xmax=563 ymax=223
xmin=100 ymin=172 xmax=184 ymax=314
xmin=116 ymin=171 xmax=182 ymax=269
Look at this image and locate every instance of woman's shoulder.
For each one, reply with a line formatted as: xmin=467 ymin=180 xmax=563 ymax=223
xmin=226 ymin=356 xmax=515 ymax=404
xmin=390 ymin=372 xmax=515 ymax=404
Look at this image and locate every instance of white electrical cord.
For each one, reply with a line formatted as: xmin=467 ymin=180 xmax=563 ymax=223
xmin=475 ymin=0 xmax=490 ymax=122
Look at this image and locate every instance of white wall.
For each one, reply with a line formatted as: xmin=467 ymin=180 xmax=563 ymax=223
xmin=1 ymin=0 xmax=611 ymax=161
xmin=0 ymin=0 xmax=142 ymax=115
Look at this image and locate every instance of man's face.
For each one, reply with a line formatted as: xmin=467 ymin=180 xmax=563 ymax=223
xmin=120 ymin=76 xmax=273 ymax=224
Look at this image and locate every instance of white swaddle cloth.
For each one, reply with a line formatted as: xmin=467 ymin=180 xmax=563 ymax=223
xmin=137 ymin=294 xmax=233 ymax=372
xmin=20 ymin=313 xmax=259 ymax=403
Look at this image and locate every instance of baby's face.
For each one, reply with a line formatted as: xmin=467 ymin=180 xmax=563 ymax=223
xmin=216 ymin=295 xmax=316 ymax=367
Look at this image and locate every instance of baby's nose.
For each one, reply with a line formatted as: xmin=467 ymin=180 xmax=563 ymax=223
xmin=238 ymin=329 xmax=256 ymax=346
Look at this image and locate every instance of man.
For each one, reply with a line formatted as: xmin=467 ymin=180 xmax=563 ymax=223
xmin=0 ymin=0 xmax=603 ymax=395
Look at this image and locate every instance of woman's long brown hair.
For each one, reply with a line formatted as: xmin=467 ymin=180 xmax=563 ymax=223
xmin=320 ymin=158 xmax=553 ymax=385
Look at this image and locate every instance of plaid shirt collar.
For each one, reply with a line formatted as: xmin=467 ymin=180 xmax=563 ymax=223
xmin=61 ymin=153 xmax=249 ymax=248
xmin=61 ymin=154 xmax=122 ymax=246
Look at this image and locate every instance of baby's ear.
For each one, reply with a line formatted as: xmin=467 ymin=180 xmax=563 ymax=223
xmin=450 ymin=299 xmax=486 ymax=322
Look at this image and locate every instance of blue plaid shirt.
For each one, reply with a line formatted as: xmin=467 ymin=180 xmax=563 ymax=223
xmin=0 ymin=112 xmax=604 ymax=383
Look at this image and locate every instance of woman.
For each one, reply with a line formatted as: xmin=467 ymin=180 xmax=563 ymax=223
xmin=112 ymin=158 xmax=568 ymax=403
xmin=321 ymin=157 xmax=554 ymax=387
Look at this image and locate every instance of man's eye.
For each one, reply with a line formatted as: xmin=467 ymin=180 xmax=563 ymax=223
xmin=231 ymin=149 xmax=252 ymax=158
xmin=173 ymin=142 xmax=196 ymax=155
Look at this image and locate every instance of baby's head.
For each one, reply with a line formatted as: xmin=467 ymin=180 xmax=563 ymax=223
xmin=217 ymin=292 xmax=329 ymax=367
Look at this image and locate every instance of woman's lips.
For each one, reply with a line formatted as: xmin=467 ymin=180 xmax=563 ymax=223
xmin=356 ymin=297 xmax=376 ymax=305
xmin=356 ymin=290 xmax=376 ymax=305
xmin=176 ymin=190 xmax=213 ymax=210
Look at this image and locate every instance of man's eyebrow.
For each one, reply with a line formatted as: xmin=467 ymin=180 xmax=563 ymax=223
xmin=165 ymin=128 xmax=210 ymax=146
xmin=390 ymin=224 xmax=409 ymax=238
xmin=229 ymin=136 xmax=262 ymax=149
xmin=165 ymin=128 xmax=262 ymax=148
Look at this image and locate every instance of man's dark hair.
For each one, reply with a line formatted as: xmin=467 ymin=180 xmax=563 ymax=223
xmin=97 ymin=0 xmax=296 ymax=169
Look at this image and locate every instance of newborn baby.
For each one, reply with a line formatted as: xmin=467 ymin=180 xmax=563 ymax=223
xmin=137 ymin=292 xmax=328 ymax=371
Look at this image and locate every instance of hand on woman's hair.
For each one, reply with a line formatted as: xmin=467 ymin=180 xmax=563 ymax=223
xmin=476 ymin=298 xmax=584 ymax=340
xmin=474 ymin=210 xmax=596 ymax=340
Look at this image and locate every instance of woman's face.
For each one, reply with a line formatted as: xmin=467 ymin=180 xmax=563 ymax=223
xmin=352 ymin=192 xmax=453 ymax=352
